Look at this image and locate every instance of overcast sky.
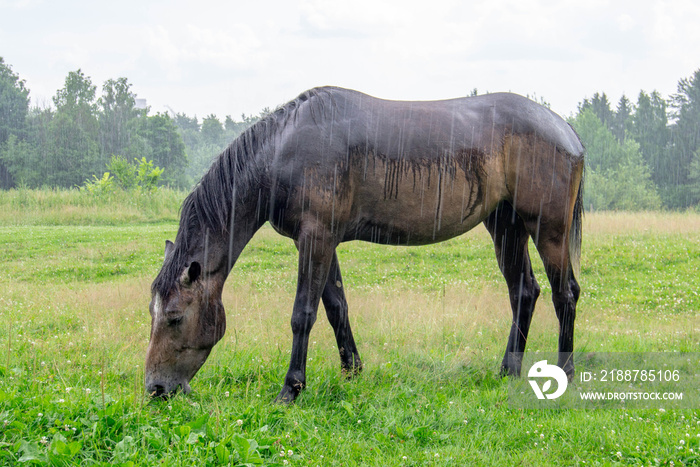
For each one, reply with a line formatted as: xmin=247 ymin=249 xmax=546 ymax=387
xmin=2 ymin=0 xmax=699 ymax=121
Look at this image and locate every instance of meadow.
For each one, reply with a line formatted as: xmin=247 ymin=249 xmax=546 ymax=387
xmin=0 ymin=189 xmax=698 ymax=466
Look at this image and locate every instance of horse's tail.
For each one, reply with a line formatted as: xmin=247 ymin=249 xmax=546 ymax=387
xmin=569 ymin=166 xmax=584 ymax=279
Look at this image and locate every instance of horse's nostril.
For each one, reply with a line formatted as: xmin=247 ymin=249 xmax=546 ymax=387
xmin=151 ymin=384 xmax=166 ymax=398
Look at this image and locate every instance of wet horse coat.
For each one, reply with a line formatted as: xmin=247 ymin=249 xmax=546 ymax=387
xmin=145 ymin=87 xmax=584 ymax=402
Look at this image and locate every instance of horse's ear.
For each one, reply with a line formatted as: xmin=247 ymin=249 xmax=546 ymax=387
xmin=180 ymin=262 xmax=202 ymax=287
xmin=164 ymin=240 xmax=174 ymax=261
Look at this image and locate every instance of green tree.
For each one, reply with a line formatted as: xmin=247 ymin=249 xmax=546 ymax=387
xmin=13 ymin=107 xmax=53 ymax=187
xmin=571 ymin=108 xmax=660 ymax=210
xmin=184 ymin=141 xmax=219 ymax=185
xmin=99 ymin=78 xmax=187 ymax=188
xmin=689 ymin=149 xmax=700 ymax=203
xmin=175 ymin=113 xmax=200 ymax=132
xmin=48 ymin=111 xmax=100 ymax=187
xmin=0 ymin=134 xmax=36 ymax=186
xmin=201 ymin=114 xmax=224 ymax=146
xmin=224 ymin=115 xmax=237 ymax=132
xmin=0 ymin=57 xmax=29 ymax=143
xmin=99 ymin=77 xmax=142 ymax=160
xmin=612 ymin=95 xmax=633 ymax=143
xmin=668 ymin=68 xmax=700 ymax=207
xmin=53 ymin=69 xmax=97 ymax=112
xmin=630 ymin=90 xmax=669 ymax=189
xmin=173 ymin=112 xmax=200 ymax=149
xmin=176 ymin=111 xmax=260 ymax=186
xmin=0 ymin=57 xmax=31 ymax=187
xmin=40 ymin=70 xmax=101 ymax=187
xmin=2 ymin=66 xmax=190 ymax=190
xmin=132 ymin=112 xmax=187 ymax=187
xmin=579 ymin=92 xmax=614 ymax=131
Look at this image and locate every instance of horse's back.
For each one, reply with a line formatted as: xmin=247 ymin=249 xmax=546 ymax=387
xmin=279 ymin=88 xmax=582 ymax=163
xmin=479 ymin=92 xmax=584 ymax=157
xmin=269 ymin=88 xmax=582 ymax=245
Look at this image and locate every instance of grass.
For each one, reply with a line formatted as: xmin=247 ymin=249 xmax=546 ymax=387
xmin=0 ymin=187 xmax=184 ymax=225
xmin=0 ymin=190 xmax=699 ymax=465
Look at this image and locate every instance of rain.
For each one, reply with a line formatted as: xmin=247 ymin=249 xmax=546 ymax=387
xmin=1 ymin=1 xmax=699 ymax=464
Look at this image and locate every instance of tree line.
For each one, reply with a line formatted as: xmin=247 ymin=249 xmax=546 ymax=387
xmin=171 ymin=109 xmax=267 ymax=185
xmin=0 ymin=57 xmax=263 ymax=191
xmin=1 ymin=56 xmax=699 ymax=209
xmin=569 ymin=71 xmax=700 ymax=210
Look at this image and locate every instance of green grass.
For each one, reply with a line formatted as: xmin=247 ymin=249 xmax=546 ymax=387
xmin=0 ymin=191 xmax=699 ymax=465
xmin=0 ymin=187 xmax=184 ymax=225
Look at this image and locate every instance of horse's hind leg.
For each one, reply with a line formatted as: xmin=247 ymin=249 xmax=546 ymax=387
xmin=503 ymin=136 xmax=584 ymax=378
xmin=514 ymin=166 xmax=582 ymax=378
xmin=483 ymin=202 xmax=541 ymax=377
xmin=525 ymin=218 xmax=580 ymax=378
xmin=322 ymin=252 xmax=362 ymax=377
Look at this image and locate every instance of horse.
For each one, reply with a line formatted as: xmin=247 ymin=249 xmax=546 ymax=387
xmin=145 ymin=86 xmax=584 ymax=403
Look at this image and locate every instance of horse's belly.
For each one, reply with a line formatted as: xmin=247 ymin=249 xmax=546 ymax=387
xmin=343 ymin=189 xmax=489 ymax=245
xmin=340 ymin=151 xmax=506 ymax=245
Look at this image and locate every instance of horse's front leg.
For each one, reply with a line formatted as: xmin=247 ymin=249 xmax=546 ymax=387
xmin=275 ymin=226 xmax=336 ymax=404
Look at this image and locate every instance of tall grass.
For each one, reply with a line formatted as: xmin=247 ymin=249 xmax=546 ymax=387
xmin=0 ymin=187 xmax=185 ymax=226
xmin=585 ymin=210 xmax=700 ymax=234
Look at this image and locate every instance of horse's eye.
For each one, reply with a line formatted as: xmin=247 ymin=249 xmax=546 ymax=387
xmin=167 ymin=316 xmax=183 ymax=327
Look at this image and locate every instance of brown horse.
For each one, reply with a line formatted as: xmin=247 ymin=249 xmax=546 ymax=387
xmin=145 ymin=87 xmax=584 ymax=403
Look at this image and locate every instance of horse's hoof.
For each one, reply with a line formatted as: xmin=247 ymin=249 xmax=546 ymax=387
xmin=274 ymin=385 xmax=300 ymax=404
xmin=499 ymin=363 xmax=522 ymax=378
xmin=564 ymin=367 xmax=575 ymax=382
xmin=341 ymin=362 xmax=363 ymax=380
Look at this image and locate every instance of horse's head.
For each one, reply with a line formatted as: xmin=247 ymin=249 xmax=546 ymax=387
xmin=145 ymin=240 xmax=226 ymax=398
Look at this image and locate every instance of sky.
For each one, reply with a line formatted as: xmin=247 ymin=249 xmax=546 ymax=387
xmin=1 ymin=0 xmax=699 ymax=121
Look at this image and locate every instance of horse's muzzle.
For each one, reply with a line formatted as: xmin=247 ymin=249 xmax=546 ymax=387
xmin=146 ymin=380 xmax=191 ymax=398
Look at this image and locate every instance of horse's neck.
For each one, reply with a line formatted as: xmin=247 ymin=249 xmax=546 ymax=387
xmin=221 ymin=198 xmax=267 ymax=274
xmin=206 ymin=143 xmax=270 ymax=275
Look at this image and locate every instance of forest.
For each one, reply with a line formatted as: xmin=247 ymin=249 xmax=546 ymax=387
xmin=1 ymin=56 xmax=699 ymax=210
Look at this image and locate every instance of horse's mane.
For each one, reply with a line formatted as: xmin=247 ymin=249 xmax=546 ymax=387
xmin=152 ymin=87 xmax=337 ymax=297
